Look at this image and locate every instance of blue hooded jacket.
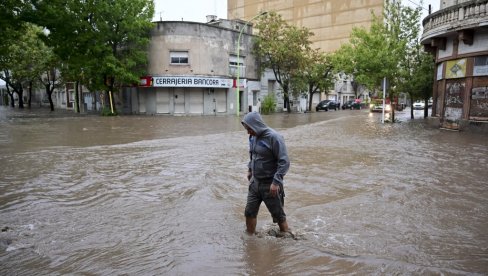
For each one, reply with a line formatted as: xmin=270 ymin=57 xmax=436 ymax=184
xmin=242 ymin=112 xmax=290 ymax=185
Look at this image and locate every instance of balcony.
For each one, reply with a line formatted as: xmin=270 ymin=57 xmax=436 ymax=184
xmin=421 ymin=0 xmax=488 ymax=45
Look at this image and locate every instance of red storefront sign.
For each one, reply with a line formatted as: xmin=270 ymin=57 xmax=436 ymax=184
xmin=139 ymin=76 xmax=153 ymax=87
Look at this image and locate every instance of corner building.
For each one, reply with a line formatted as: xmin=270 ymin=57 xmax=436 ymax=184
xmin=131 ymin=19 xmax=261 ymax=115
xmin=421 ymin=0 xmax=488 ymax=130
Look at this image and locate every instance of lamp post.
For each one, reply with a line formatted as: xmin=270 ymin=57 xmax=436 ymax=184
xmin=236 ymin=11 xmax=267 ymax=116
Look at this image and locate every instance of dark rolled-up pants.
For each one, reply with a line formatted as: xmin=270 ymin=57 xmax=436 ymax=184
xmin=244 ymin=178 xmax=286 ymax=223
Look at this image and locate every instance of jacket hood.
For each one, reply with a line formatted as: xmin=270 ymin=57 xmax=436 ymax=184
xmin=242 ymin=112 xmax=268 ymax=136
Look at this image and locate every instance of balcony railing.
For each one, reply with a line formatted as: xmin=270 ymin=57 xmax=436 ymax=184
xmin=422 ymin=0 xmax=488 ymax=38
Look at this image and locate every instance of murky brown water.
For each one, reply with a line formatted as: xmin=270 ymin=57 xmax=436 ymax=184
xmin=1 ymin=106 xmax=487 ymax=275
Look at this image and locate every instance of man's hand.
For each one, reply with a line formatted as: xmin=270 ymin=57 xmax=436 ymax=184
xmin=270 ymin=183 xmax=280 ymax=197
xmin=247 ymin=170 xmax=252 ymax=181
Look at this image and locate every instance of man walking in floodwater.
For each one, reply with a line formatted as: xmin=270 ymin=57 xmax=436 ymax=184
xmin=241 ymin=112 xmax=290 ymax=234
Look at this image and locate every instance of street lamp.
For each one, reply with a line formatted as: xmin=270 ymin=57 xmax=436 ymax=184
xmin=236 ymin=11 xmax=267 ymax=116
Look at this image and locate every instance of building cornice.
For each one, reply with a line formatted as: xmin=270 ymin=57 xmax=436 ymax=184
xmin=421 ymin=0 xmax=488 ymax=45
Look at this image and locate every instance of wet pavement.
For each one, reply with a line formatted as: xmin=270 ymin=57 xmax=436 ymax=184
xmin=1 ymin=106 xmax=487 ymax=275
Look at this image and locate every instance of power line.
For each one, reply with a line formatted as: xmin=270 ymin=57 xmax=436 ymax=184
xmin=404 ymin=0 xmax=430 ymax=12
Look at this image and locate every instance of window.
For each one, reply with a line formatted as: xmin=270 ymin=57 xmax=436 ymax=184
xmin=170 ymin=51 xmax=188 ymax=64
xmin=229 ymin=55 xmax=244 ymax=67
xmin=229 ymin=55 xmax=245 ymax=77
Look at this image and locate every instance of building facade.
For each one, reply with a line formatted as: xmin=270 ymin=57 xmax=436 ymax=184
xmin=421 ymin=0 xmax=488 ymax=130
xmin=228 ymin=0 xmax=383 ymax=52
xmin=2 ymin=19 xmax=263 ymax=116
xmin=130 ymin=19 xmax=262 ymax=115
xmin=227 ymin=0 xmax=384 ymax=108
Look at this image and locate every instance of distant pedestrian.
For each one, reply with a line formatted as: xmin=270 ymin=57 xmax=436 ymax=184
xmin=256 ymin=98 xmax=261 ymax=113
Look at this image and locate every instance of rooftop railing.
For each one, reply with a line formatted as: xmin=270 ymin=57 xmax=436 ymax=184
xmin=422 ymin=0 xmax=488 ymax=39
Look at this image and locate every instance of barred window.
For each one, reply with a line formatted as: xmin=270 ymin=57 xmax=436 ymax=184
xmin=229 ymin=55 xmax=244 ymax=66
xmin=170 ymin=51 xmax=189 ymax=64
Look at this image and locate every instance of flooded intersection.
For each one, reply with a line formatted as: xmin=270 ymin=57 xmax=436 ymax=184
xmin=1 ymin=107 xmax=487 ymax=275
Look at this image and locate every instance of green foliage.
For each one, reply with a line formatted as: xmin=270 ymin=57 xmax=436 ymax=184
xmin=332 ymin=0 xmax=428 ymax=121
xmin=0 ymin=0 xmax=30 ymax=53
xmin=332 ymin=14 xmax=396 ymax=92
xmin=101 ymin=107 xmax=118 ymax=116
xmin=261 ymin=94 xmax=276 ymax=114
xmin=1 ymin=0 xmax=155 ymax=112
xmin=254 ymin=11 xmax=313 ymax=111
xmin=391 ymin=0 xmax=434 ymax=118
xmin=333 ymin=1 xmax=423 ymax=92
xmin=412 ymin=52 xmax=435 ymax=99
xmin=298 ymin=49 xmax=335 ymax=111
xmin=0 ymin=22 xmax=54 ymax=108
xmin=29 ymin=0 xmax=155 ymax=112
xmin=409 ymin=50 xmax=435 ymax=118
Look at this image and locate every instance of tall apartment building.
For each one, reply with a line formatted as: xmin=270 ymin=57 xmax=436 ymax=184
xmin=227 ymin=0 xmax=384 ymax=108
xmin=228 ymin=0 xmax=383 ymax=53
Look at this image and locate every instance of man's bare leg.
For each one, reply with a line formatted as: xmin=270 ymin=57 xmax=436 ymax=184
xmin=246 ymin=217 xmax=257 ymax=234
xmin=278 ymin=220 xmax=289 ymax=232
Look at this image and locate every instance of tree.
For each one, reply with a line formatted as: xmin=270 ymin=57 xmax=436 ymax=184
xmin=332 ymin=14 xmax=397 ymax=119
xmin=39 ymin=63 xmax=63 ymax=112
xmin=0 ymin=23 xmax=49 ymax=109
xmin=298 ymin=49 xmax=335 ymax=112
xmin=1 ymin=70 xmax=18 ymax=108
xmin=350 ymin=80 xmax=364 ymax=100
xmin=394 ymin=0 xmax=434 ymax=119
xmin=411 ymin=51 xmax=435 ymax=118
xmin=0 ymin=0 xmax=29 ymax=107
xmin=332 ymin=15 xmax=395 ymax=96
xmin=398 ymin=46 xmax=434 ymax=119
xmin=333 ymin=0 xmax=423 ymax=122
xmin=0 ymin=0 xmax=28 ymax=52
xmin=31 ymin=0 xmax=154 ymax=114
xmin=254 ymin=11 xmax=313 ymax=112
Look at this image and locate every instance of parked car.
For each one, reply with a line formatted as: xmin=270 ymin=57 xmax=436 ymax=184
xmin=316 ymin=100 xmax=338 ymax=112
xmin=342 ymin=100 xmax=361 ymax=110
xmin=413 ymin=101 xmax=425 ymax=110
xmin=369 ymin=100 xmax=391 ymax=113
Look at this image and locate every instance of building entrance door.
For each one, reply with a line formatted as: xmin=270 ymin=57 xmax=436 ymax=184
xmin=174 ymin=88 xmax=185 ymax=114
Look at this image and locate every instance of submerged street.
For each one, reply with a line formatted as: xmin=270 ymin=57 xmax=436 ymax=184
xmin=1 ymin=107 xmax=487 ymax=275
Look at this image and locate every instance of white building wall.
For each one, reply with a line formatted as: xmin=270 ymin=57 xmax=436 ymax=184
xmin=440 ymin=0 xmax=473 ymax=9
xmin=438 ymin=37 xmax=454 ymax=59
xmin=458 ymin=30 xmax=488 ymax=55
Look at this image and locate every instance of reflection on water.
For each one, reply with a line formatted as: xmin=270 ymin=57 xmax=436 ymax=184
xmin=1 ymin=106 xmax=487 ymax=275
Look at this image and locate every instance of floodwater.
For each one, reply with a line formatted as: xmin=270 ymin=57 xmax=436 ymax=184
xmin=1 ymin=106 xmax=487 ymax=275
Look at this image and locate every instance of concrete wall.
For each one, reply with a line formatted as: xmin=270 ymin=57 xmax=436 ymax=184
xmin=458 ymin=30 xmax=488 ymax=55
xmin=440 ymin=0 xmax=473 ymax=9
xmin=134 ymin=20 xmax=262 ymax=115
xmin=148 ymin=21 xmax=259 ymax=80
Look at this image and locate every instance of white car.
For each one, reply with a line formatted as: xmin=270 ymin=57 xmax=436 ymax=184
xmin=413 ymin=101 xmax=425 ymax=110
xmin=369 ymin=101 xmax=391 ymax=112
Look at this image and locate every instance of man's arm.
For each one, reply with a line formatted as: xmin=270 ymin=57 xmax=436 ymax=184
xmin=271 ymin=134 xmax=290 ymax=186
xmin=247 ymin=135 xmax=253 ymax=181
